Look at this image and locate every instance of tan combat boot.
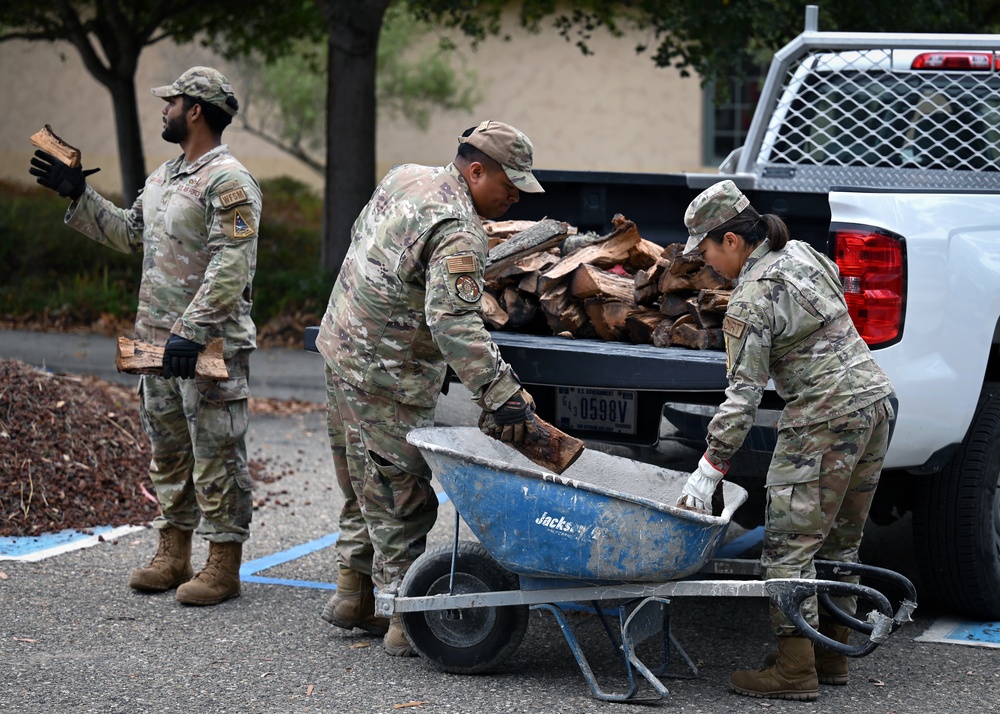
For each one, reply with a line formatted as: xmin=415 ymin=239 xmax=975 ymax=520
xmin=814 ymin=622 xmax=851 ymax=685
xmin=383 ymin=614 xmax=416 ymax=657
xmin=129 ymin=526 xmax=193 ymax=592
xmin=730 ymin=636 xmax=819 ymax=700
xmin=175 ymin=541 xmax=242 ymax=606
xmin=321 ymin=566 xmax=389 ymax=636
xmin=763 ymin=620 xmax=852 ymax=685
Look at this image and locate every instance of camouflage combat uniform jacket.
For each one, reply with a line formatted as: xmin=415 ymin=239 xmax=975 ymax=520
xmin=65 ymin=145 xmax=261 ymax=359
xmin=706 ymin=239 xmax=893 ymax=465
xmin=316 ymin=162 xmax=519 ymax=411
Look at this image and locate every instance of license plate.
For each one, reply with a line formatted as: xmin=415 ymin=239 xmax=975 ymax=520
xmin=555 ymin=387 xmax=637 ymax=435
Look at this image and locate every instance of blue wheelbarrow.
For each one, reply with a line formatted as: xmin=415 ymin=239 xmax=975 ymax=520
xmin=375 ymin=426 xmax=917 ymax=702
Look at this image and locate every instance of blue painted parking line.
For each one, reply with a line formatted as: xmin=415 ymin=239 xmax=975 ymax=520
xmin=240 ymin=492 xmax=452 ymax=591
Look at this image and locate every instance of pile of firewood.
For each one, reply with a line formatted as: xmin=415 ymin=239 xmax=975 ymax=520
xmin=482 ymin=214 xmax=734 ymax=350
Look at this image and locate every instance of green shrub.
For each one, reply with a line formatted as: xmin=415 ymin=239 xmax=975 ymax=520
xmin=0 ymin=177 xmax=333 ymax=329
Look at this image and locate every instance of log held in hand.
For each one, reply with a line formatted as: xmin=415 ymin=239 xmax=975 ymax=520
xmin=115 ymin=337 xmax=229 ymax=380
xmin=480 ymin=411 xmax=585 ymax=474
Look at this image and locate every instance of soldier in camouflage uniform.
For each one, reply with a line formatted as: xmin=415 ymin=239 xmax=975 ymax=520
xmin=29 ymin=67 xmax=261 ymax=607
xmin=316 ymin=120 xmax=544 ymax=656
xmin=676 ymin=180 xmax=895 ymax=701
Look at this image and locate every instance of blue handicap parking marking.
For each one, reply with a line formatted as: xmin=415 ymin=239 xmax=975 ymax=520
xmin=0 ymin=524 xmax=145 ymax=561
xmin=915 ymin=616 xmax=1000 ymax=649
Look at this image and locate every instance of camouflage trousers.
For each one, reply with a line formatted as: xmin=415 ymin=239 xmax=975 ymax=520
xmin=762 ymin=396 xmax=894 ymax=636
xmin=138 ymin=353 xmax=253 ymax=543
xmin=325 ymin=365 xmax=439 ymax=590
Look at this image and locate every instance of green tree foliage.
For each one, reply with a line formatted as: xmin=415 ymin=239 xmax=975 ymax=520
xmin=236 ymin=3 xmax=482 ymax=175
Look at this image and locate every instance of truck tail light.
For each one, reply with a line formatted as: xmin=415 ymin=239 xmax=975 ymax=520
xmin=831 ymin=227 xmax=905 ymax=347
xmin=910 ymin=52 xmax=995 ymax=71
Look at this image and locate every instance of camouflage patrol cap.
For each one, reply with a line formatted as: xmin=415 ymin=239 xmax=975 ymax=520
xmin=151 ymin=67 xmax=239 ymax=117
xmin=458 ymin=120 xmax=544 ymax=193
xmin=682 ymin=180 xmax=751 ymax=254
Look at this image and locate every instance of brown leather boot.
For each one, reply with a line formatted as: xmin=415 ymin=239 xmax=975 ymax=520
xmin=731 ymin=636 xmax=819 ymax=700
xmin=321 ymin=566 xmax=389 ymax=636
xmin=383 ymin=614 xmax=416 ymax=657
xmin=763 ymin=621 xmax=851 ymax=685
xmin=129 ymin=526 xmax=193 ymax=592
xmin=175 ymin=542 xmax=242 ymax=606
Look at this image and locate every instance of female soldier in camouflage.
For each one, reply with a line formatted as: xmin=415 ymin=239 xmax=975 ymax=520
xmin=677 ymin=180 xmax=895 ymax=701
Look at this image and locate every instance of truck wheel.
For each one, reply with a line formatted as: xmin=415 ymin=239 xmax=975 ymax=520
xmin=399 ymin=541 xmax=528 ymax=674
xmin=913 ymin=382 xmax=1000 ymax=618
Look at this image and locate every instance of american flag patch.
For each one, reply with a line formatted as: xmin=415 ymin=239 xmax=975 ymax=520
xmin=446 ymin=255 xmax=475 ymax=274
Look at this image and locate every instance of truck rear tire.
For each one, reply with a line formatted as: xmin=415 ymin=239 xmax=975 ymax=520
xmin=912 ymin=382 xmax=1000 ymax=619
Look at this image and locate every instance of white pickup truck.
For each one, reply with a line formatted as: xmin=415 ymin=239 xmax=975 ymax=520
xmin=487 ymin=7 xmax=1000 ymax=619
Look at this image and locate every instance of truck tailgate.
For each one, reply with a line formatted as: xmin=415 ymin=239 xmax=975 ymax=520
xmin=491 ymin=332 xmax=727 ymax=391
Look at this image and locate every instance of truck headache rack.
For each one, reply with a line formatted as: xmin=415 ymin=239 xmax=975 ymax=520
xmin=738 ymin=7 xmax=1000 ymax=192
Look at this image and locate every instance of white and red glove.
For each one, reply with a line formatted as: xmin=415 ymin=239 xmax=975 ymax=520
xmin=677 ymin=454 xmax=729 ymax=511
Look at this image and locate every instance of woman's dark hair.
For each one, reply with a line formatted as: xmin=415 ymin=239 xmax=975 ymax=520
xmin=181 ymin=95 xmax=235 ymax=135
xmin=704 ymin=204 xmax=790 ymax=252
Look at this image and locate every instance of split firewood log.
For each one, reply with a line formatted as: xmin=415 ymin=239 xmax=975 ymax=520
xmin=686 ymin=296 xmax=724 ymax=329
xmin=660 ymin=292 xmax=692 ymax=318
xmin=671 ymin=321 xmax=726 ymax=350
xmin=490 ymin=249 xmax=560 ymax=291
xmin=29 ymin=124 xmax=82 ymax=168
xmin=539 ymin=283 xmax=588 ymax=336
xmin=116 ymin=337 xmax=228 ymax=379
xmin=690 ymin=265 xmax=732 ymax=291
xmin=651 ymin=318 xmax=675 ymax=348
xmin=538 ymin=217 xmax=642 ymax=293
xmin=501 ymin=286 xmax=540 ymax=330
xmin=625 ymin=309 xmax=667 ymax=344
xmin=626 ymin=238 xmax=664 ymax=271
xmin=570 ymin=263 xmax=636 ymax=302
xmin=584 ymin=298 xmax=633 ymax=341
xmin=481 ymin=290 xmax=509 ymax=329
xmin=485 ymin=219 xmax=571 ymax=281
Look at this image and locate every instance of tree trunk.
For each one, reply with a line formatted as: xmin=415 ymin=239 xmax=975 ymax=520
xmin=317 ymin=0 xmax=391 ymax=277
xmin=106 ymin=75 xmax=147 ymax=204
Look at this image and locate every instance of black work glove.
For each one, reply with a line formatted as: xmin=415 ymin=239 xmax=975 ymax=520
xmin=162 ymin=335 xmax=204 ymax=380
xmin=29 ymin=149 xmax=100 ymax=200
xmin=490 ymin=389 xmax=536 ymax=445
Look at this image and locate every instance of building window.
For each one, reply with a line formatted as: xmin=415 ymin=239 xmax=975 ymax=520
xmin=703 ymin=59 xmax=767 ymax=167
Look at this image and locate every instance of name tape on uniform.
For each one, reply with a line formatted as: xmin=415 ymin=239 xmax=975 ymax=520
xmin=722 ymin=315 xmax=748 ymax=340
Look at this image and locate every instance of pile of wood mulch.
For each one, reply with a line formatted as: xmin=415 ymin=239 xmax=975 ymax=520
xmin=0 ymin=358 xmax=321 ymax=538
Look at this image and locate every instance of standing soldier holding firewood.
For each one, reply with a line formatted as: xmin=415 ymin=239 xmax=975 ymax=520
xmin=28 ymin=67 xmax=262 ymax=607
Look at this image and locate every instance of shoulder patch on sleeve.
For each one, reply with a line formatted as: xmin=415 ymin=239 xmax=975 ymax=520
xmin=722 ymin=315 xmax=748 ymax=340
xmin=233 ymin=208 xmax=254 ymax=238
xmin=446 ymin=255 xmax=476 ymax=274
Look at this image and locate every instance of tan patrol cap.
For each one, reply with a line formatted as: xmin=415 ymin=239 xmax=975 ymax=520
xmin=682 ymin=179 xmax=751 ymax=254
xmin=151 ymin=66 xmax=239 ymax=117
xmin=458 ymin=120 xmax=544 ymax=193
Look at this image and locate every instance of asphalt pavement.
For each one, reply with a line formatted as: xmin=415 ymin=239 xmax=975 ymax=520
xmin=2 ymin=330 xmax=998 ymax=713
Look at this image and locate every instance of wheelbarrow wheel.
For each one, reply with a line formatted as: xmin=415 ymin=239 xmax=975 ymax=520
xmin=399 ymin=540 xmax=528 ymax=674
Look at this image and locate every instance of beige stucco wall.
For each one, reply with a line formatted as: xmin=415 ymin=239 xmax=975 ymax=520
xmin=0 ymin=22 xmax=707 ymax=198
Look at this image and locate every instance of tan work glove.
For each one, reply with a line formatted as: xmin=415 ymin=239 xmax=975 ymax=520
xmin=479 ymin=388 xmax=535 ymax=445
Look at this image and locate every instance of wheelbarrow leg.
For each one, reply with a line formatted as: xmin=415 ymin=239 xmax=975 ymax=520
xmin=532 ymin=596 xmax=687 ymax=702
xmin=533 ymin=602 xmax=645 ymax=702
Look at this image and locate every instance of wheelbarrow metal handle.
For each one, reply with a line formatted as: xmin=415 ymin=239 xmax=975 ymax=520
xmin=765 ymin=578 xmax=895 ymax=657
